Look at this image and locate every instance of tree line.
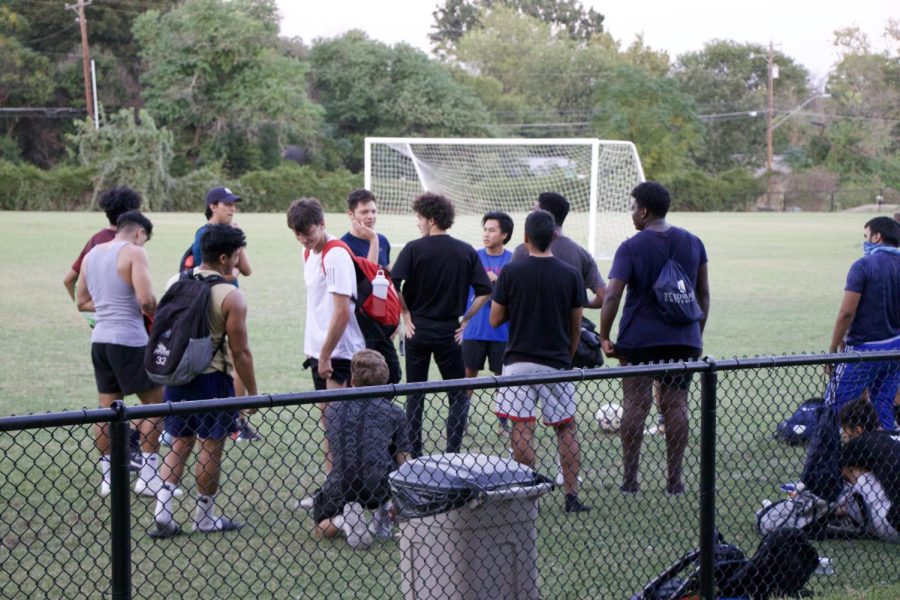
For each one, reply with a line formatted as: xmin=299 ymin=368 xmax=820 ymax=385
xmin=1 ymin=0 xmax=898 ymax=211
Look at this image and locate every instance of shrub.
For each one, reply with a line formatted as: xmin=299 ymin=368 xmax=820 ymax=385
xmin=0 ymin=161 xmax=95 ymax=210
xmin=236 ymin=164 xmax=362 ymax=212
xmin=659 ymin=168 xmax=763 ymax=211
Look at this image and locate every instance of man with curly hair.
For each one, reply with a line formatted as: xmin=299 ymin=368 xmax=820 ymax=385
xmin=391 ymin=193 xmax=493 ymax=457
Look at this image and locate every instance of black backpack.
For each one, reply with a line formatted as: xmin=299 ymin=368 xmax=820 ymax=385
xmin=144 ymin=270 xmax=225 ymax=386
xmin=652 ymin=230 xmax=704 ymax=325
xmin=775 ymin=397 xmax=825 ymax=445
xmin=573 ymin=316 xmax=604 ymax=368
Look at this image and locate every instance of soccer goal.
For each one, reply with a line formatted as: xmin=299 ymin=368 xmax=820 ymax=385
xmin=364 ymin=137 xmax=645 ymax=259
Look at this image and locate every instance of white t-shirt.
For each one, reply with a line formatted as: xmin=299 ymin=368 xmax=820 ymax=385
xmin=303 ymin=238 xmax=365 ymax=360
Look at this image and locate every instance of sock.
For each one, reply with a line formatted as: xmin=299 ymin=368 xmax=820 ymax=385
xmin=154 ymin=482 xmax=177 ymax=525
xmin=99 ymin=456 xmax=111 ymax=485
xmin=194 ymin=494 xmax=216 ymax=527
xmin=139 ymin=452 xmax=159 ymax=483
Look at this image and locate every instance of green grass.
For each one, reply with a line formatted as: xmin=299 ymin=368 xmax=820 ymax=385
xmin=0 ymin=211 xmax=898 ymax=598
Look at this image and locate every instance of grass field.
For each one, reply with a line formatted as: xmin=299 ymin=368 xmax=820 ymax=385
xmin=0 ymin=211 xmax=898 ymax=599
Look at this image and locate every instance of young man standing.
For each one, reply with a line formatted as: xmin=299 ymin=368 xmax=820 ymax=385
xmin=287 ymin=198 xmax=366 ymax=470
xmin=341 ymin=188 xmax=401 ymax=384
xmin=827 ymin=216 xmax=900 ymax=430
xmin=309 ymin=349 xmax=410 ymax=549
xmin=600 ymin=181 xmax=710 ymax=496
xmin=490 ymin=209 xmax=590 ymax=513
xmin=75 ymin=210 xmax=164 ymax=498
xmin=463 ymin=212 xmax=514 ymax=434
xmin=391 ymin=193 xmax=492 ymax=458
xmin=150 ymin=224 xmax=258 ymax=538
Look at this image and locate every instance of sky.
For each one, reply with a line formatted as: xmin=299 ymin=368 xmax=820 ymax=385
xmin=276 ymin=0 xmax=897 ymax=83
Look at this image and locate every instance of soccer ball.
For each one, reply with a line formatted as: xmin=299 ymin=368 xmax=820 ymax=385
xmin=595 ymin=403 xmax=623 ymax=433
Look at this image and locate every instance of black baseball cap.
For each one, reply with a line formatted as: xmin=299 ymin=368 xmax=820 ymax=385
xmin=206 ymin=187 xmax=241 ymax=205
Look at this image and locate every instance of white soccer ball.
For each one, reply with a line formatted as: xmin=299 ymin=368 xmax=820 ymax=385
xmin=595 ymin=403 xmax=623 ymax=433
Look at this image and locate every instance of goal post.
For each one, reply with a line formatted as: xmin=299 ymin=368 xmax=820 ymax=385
xmin=364 ymin=137 xmax=645 ymax=259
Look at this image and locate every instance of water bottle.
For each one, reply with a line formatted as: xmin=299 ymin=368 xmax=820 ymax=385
xmin=370 ymin=270 xmax=389 ymax=319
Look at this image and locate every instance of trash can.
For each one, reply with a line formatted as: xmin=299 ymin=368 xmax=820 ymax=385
xmin=389 ymin=453 xmax=554 ymax=600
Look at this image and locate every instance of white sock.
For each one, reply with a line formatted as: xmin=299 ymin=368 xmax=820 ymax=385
xmin=139 ymin=452 xmax=159 ymax=482
xmin=154 ymin=482 xmax=177 ymax=525
xmin=194 ymin=494 xmax=216 ymax=527
xmin=99 ymin=456 xmax=111 ymax=485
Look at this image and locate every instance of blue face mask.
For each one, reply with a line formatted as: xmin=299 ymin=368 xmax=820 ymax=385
xmin=863 ymin=241 xmax=880 ymax=256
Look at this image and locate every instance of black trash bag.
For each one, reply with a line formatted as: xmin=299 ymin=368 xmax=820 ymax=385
xmin=389 ymin=453 xmax=552 ymax=520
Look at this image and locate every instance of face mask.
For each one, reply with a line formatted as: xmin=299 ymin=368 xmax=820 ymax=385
xmin=863 ymin=241 xmax=880 ymax=256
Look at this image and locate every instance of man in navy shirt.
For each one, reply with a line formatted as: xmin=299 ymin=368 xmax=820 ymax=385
xmin=600 ymin=181 xmax=710 ymax=496
xmin=827 ymin=216 xmax=900 ymax=429
xmin=340 ymin=189 xmax=401 ymax=383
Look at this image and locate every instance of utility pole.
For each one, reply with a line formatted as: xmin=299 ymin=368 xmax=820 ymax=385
xmin=65 ymin=0 xmax=93 ymax=123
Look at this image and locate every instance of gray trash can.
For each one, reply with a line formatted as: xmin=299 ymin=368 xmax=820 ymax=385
xmin=389 ymin=453 xmax=554 ymax=600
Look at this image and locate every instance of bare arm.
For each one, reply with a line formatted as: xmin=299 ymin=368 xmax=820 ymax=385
xmin=455 ymin=293 xmax=490 ymax=343
xmin=128 ymin=246 xmax=157 ymax=316
xmin=696 ymin=264 xmax=710 ymax=335
xmin=489 ymin=300 xmax=508 ymax=328
xmin=75 ymin=262 xmax=94 ymax=312
xmin=236 ymin=247 xmax=252 ymax=277
xmin=351 ymin=221 xmax=380 ymax=264
xmin=64 ymin=269 xmax=78 ymax=301
xmin=599 ymin=278 xmax=625 ymax=357
xmin=394 ymin=451 xmax=410 ymax=466
xmin=829 ymin=290 xmax=861 ymax=353
xmin=318 ymin=293 xmax=352 ymax=378
xmin=223 ymin=290 xmax=257 ymax=396
xmin=569 ymin=306 xmax=583 ymax=359
xmin=398 ymin=290 xmax=415 ymax=338
xmin=584 ymin=283 xmax=605 ymax=309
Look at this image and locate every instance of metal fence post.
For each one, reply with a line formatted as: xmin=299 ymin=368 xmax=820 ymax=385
xmin=698 ymin=358 xmax=718 ymax=600
xmin=109 ymin=400 xmax=132 ymax=600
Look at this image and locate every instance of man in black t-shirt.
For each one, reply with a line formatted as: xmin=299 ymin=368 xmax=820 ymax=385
xmin=391 ymin=193 xmax=493 ymax=458
xmin=491 ymin=210 xmax=590 ymax=513
xmin=838 ymin=397 xmax=899 ymax=542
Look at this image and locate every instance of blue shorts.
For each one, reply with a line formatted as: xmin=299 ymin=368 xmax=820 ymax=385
xmin=826 ymin=335 xmax=900 ymax=430
xmin=164 ymin=371 xmax=239 ymax=440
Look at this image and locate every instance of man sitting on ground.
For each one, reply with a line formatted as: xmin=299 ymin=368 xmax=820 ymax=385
xmin=310 ymin=349 xmax=410 ymax=549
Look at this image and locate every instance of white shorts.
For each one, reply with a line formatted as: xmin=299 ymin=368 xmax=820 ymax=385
xmin=496 ymin=362 xmax=576 ymax=426
xmin=847 ymin=472 xmax=899 ymax=543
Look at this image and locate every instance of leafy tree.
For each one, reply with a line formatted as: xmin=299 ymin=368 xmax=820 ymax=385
xmin=430 ymin=0 xmax=604 ymax=57
xmin=309 ymin=31 xmax=489 ymax=171
xmin=133 ymin=0 xmax=321 ymax=175
xmin=592 ymin=64 xmax=703 ymax=176
xmin=673 ymin=41 xmax=810 ymax=173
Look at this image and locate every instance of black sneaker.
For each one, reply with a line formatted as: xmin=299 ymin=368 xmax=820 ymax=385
xmin=232 ymin=418 xmax=262 ymax=442
xmin=192 ymin=516 xmax=243 ymax=534
xmin=129 ymin=428 xmax=142 ymax=471
xmin=148 ymin=520 xmax=183 ymax=540
xmin=564 ymin=493 xmax=591 ymax=513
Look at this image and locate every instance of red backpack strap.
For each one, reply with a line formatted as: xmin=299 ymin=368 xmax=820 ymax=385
xmin=318 ymin=239 xmax=356 ymax=273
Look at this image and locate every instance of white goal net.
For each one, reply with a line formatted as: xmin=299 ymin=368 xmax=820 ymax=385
xmin=364 ymin=138 xmax=645 ymax=259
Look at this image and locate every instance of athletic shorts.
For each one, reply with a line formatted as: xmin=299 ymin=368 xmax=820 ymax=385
xmin=312 ymin=474 xmax=391 ymax=524
xmin=496 ymin=362 xmax=576 ymax=426
xmin=91 ymin=342 xmax=158 ymax=396
xmin=616 ymin=345 xmax=701 ymax=390
xmin=163 ymin=371 xmax=239 ymax=440
xmin=825 ymin=335 xmax=900 ymax=429
xmin=462 ymin=339 xmax=506 ymax=374
xmin=305 ymin=357 xmax=352 ymax=391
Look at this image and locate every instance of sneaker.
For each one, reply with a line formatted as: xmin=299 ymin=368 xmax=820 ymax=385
xmin=290 ymin=495 xmax=315 ymax=511
xmin=134 ymin=477 xmax=183 ymax=498
xmin=100 ymin=481 xmax=110 ymax=498
xmin=129 ymin=452 xmax=143 ymax=472
xmin=232 ymin=418 xmax=263 ymax=442
xmin=341 ymin=502 xmax=372 ymax=549
xmin=619 ymin=481 xmax=640 ymax=495
xmin=370 ymin=503 xmax=393 ymax=540
xmin=148 ymin=520 xmax=183 ymax=540
xmin=665 ymin=481 xmax=685 ymax=497
xmin=192 ymin=516 xmax=243 ymax=534
xmin=564 ymin=493 xmax=591 ymax=513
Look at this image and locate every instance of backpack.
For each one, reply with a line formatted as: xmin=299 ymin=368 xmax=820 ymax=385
xmin=651 ymin=230 xmax=704 ymax=325
xmin=304 ymin=239 xmax=401 ymax=329
xmin=755 ymin=487 xmax=866 ymax=540
xmin=775 ymin=397 xmax=824 ymax=445
xmin=144 ymin=270 xmax=225 ymax=386
xmin=572 ymin=316 xmax=604 ymax=368
xmin=178 ymin=245 xmax=195 ymax=272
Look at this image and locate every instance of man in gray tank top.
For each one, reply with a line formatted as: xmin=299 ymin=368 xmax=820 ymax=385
xmin=76 ymin=210 xmax=165 ymax=498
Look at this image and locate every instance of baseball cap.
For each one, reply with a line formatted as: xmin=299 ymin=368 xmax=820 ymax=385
xmin=206 ymin=187 xmax=241 ymax=205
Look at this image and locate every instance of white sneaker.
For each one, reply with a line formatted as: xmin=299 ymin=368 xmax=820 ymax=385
xmin=341 ymin=502 xmax=372 ymax=549
xmin=100 ymin=481 xmax=110 ymax=498
xmin=134 ymin=476 xmax=183 ymax=498
xmin=370 ymin=503 xmax=393 ymax=540
xmin=290 ymin=495 xmax=315 ymax=511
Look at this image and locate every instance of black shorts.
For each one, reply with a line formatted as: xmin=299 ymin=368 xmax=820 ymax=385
xmin=616 ymin=345 xmax=701 ymax=390
xmin=312 ymin=475 xmax=391 ymax=524
xmin=305 ymin=357 xmax=353 ymax=391
xmin=91 ymin=343 xmax=157 ymax=396
xmin=462 ymin=339 xmax=506 ymax=374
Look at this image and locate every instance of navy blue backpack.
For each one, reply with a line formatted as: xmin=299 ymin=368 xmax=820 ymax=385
xmin=775 ymin=397 xmax=825 ymax=445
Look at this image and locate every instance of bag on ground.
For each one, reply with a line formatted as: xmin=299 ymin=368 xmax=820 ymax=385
xmin=144 ymin=270 xmax=225 ymax=386
xmin=755 ymin=487 xmax=866 ymax=540
xmin=775 ymin=397 xmax=825 ymax=445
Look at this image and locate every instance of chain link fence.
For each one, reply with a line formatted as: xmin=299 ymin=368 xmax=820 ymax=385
xmin=1 ymin=352 xmax=898 ymax=599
